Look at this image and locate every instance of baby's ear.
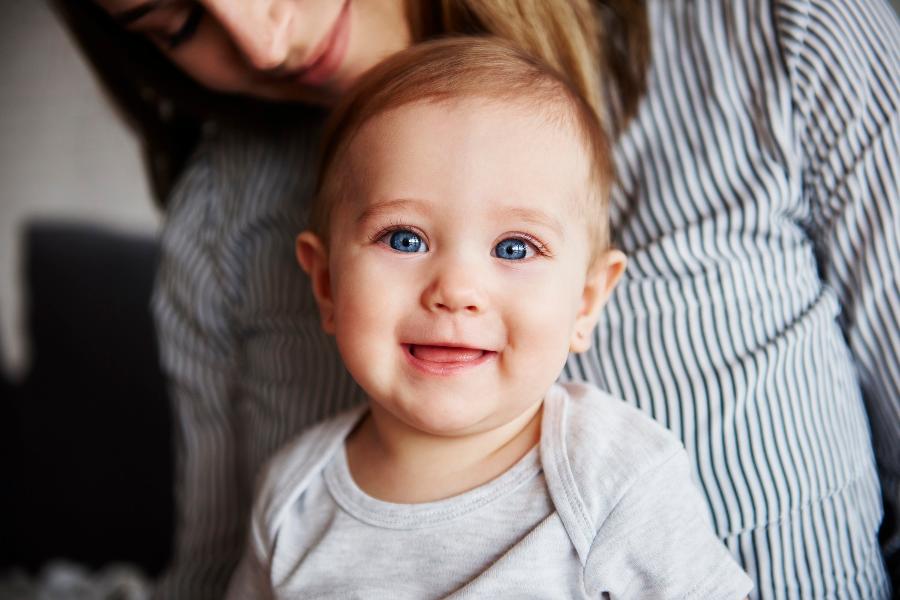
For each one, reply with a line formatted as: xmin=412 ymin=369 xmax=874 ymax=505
xmin=296 ymin=231 xmax=335 ymax=334
xmin=569 ymin=249 xmax=627 ymax=353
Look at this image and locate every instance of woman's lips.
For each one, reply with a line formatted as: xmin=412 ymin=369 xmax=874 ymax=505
xmin=405 ymin=344 xmax=496 ymax=375
xmin=296 ymin=0 xmax=352 ymax=87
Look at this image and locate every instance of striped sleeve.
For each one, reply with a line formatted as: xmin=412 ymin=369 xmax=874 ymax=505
xmin=150 ymin=137 xmax=246 ymax=600
xmin=150 ymin=123 xmax=364 ymax=600
xmin=776 ymin=0 xmax=900 ymax=557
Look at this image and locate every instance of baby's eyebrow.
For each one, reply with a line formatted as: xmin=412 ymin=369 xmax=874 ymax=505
xmin=355 ymin=199 xmax=565 ymax=238
xmin=356 ymin=198 xmax=426 ymax=225
xmin=496 ymin=207 xmax=565 ymax=238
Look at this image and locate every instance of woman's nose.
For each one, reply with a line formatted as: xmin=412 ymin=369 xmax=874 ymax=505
xmin=204 ymin=0 xmax=292 ymax=72
xmin=421 ymin=259 xmax=487 ymax=315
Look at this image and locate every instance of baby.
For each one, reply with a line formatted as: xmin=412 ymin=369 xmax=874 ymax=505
xmin=226 ymin=38 xmax=752 ymax=599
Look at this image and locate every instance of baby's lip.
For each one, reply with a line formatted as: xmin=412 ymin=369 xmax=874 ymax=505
xmin=403 ymin=343 xmax=497 ymax=374
xmin=408 ymin=345 xmax=488 ymax=363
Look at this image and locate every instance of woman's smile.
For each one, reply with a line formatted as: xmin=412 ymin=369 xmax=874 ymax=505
xmin=293 ymin=0 xmax=352 ymax=86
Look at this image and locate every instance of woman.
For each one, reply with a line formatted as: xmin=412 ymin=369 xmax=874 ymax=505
xmin=59 ymin=1 xmax=897 ymax=598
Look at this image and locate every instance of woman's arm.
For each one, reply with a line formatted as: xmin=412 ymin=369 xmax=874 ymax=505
xmin=150 ymin=123 xmax=363 ymax=600
xmin=150 ymin=138 xmax=247 ymax=600
xmin=776 ymin=0 xmax=900 ymax=560
xmin=225 ymin=543 xmax=277 ymax=600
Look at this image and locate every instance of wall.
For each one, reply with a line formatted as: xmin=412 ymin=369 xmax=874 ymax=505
xmin=0 ymin=1 xmax=159 ymax=379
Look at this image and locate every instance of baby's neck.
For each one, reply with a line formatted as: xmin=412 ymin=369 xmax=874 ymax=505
xmin=345 ymin=400 xmax=543 ymax=504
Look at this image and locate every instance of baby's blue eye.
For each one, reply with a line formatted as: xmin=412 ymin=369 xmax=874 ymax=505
xmin=388 ymin=230 xmax=427 ymax=253
xmin=494 ymin=238 xmax=530 ymax=260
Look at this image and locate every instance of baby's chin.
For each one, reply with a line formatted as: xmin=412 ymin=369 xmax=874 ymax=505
xmin=385 ymin=399 xmax=490 ymax=438
xmin=372 ymin=391 xmax=537 ymax=441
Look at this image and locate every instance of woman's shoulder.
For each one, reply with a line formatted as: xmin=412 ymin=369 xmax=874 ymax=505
xmin=153 ymin=119 xmax=324 ymax=313
xmin=169 ymin=119 xmax=320 ymax=219
xmin=159 ymin=120 xmax=321 ymax=257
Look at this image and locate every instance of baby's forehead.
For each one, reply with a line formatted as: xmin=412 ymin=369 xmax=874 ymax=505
xmin=355 ymin=95 xmax=579 ymax=142
xmin=348 ymin=98 xmax=591 ymax=178
xmin=346 ymin=100 xmax=590 ymax=200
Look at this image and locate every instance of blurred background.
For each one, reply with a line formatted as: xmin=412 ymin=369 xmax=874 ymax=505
xmin=1 ymin=0 xmax=899 ymax=597
xmin=1 ymin=2 xmax=170 ymax=596
xmin=1 ymin=1 xmax=159 ymax=378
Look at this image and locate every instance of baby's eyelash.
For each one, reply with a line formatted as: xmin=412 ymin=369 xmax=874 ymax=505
xmin=368 ymin=221 xmax=421 ymax=244
xmin=367 ymin=223 xmax=552 ymax=257
xmin=510 ymin=232 xmax=552 ymax=257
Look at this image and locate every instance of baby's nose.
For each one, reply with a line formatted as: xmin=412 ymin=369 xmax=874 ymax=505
xmin=421 ymin=261 xmax=486 ymax=314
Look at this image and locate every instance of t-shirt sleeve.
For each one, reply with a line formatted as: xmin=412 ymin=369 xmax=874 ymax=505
xmin=584 ymin=449 xmax=753 ymax=599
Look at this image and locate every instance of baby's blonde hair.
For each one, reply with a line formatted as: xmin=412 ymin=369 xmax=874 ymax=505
xmin=311 ymin=37 xmax=614 ymax=262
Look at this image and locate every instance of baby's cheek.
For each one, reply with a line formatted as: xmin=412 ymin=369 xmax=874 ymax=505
xmin=332 ymin=268 xmax=404 ymax=390
xmin=333 ymin=289 xmax=393 ymax=355
xmin=508 ymin=303 xmax=576 ymax=372
xmin=333 ymin=306 xmax=390 ymax=395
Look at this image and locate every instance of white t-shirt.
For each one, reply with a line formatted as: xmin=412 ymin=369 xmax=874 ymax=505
xmin=227 ymin=383 xmax=753 ymax=599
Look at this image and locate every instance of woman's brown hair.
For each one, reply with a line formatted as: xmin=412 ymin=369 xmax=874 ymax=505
xmin=419 ymin=0 xmax=649 ymax=133
xmin=50 ymin=0 xmax=325 ymax=203
xmin=52 ymin=0 xmax=649 ymax=205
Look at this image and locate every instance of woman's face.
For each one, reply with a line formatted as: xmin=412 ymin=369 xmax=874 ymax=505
xmin=95 ymin=0 xmax=412 ymax=104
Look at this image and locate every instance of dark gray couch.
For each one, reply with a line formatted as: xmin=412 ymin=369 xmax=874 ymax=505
xmin=3 ymin=221 xmax=173 ymax=577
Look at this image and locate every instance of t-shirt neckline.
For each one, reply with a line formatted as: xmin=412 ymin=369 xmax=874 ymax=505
xmin=324 ymin=431 xmax=542 ymax=530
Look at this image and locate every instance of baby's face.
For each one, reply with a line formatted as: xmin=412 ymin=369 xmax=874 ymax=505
xmin=302 ymin=99 xmax=622 ymax=438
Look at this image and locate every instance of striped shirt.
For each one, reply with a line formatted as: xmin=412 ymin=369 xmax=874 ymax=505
xmin=151 ymin=1 xmax=899 ymax=598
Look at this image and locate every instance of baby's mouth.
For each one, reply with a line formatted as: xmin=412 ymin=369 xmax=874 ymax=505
xmin=404 ymin=344 xmax=497 ymax=374
xmin=408 ymin=345 xmax=486 ymax=363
